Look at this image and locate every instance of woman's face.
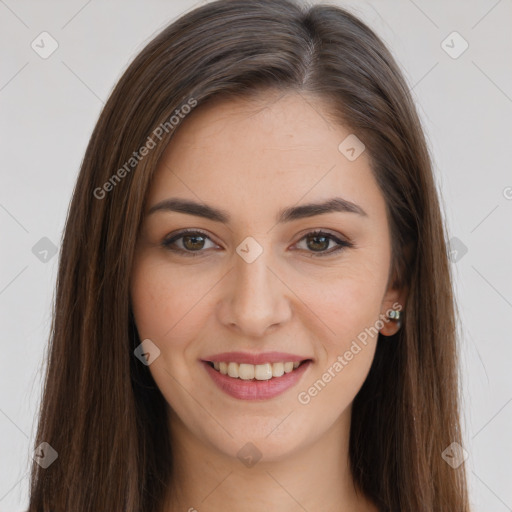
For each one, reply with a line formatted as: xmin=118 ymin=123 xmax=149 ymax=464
xmin=130 ymin=90 xmax=402 ymax=462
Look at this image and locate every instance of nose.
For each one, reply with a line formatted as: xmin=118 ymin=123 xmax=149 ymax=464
xmin=216 ymin=247 xmax=292 ymax=338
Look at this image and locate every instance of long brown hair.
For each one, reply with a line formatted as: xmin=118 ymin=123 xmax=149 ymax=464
xmin=28 ymin=1 xmax=470 ymax=510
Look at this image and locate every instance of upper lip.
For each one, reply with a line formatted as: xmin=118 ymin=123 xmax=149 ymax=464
xmin=201 ymin=351 xmax=312 ymax=365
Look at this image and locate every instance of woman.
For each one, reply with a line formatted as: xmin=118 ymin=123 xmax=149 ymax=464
xmin=27 ymin=0 xmax=471 ymax=510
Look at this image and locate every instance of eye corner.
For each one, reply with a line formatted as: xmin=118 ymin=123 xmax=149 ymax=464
xmin=293 ymin=229 xmax=354 ymax=258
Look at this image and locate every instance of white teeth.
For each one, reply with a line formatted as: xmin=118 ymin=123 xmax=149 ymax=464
xmin=272 ymin=362 xmax=284 ymax=377
xmin=227 ymin=362 xmax=238 ymax=378
xmin=238 ymin=364 xmax=255 ymax=380
xmin=254 ymin=363 xmax=273 ymax=380
xmin=284 ymin=362 xmax=294 ymax=373
xmin=210 ymin=360 xmax=306 ymax=380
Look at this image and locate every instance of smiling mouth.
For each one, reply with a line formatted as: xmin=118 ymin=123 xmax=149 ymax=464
xmin=205 ymin=359 xmax=312 ymax=380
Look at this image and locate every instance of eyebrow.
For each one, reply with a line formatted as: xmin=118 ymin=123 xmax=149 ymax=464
xmin=147 ymin=196 xmax=367 ymax=223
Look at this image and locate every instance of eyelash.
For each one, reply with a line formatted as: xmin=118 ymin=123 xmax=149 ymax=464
xmin=161 ymin=229 xmax=354 ymax=258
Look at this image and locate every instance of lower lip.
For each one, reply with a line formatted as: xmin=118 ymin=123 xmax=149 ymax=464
xmin=202 ymin=360 xmax=312 ymax=400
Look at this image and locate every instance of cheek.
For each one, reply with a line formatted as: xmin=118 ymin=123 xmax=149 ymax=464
xmin=305 ymin=263 xmax=387 ymax=345
xmin=295 ymin=263 xmax=386 ymax=408
xmin=129 ymin=257 xmax=213 ymax=351
xmin=129 ymin=258 xmax=212 ymax=408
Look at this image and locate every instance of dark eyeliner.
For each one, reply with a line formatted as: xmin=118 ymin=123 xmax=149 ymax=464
xmin=161 ymin=229 xmax=212 ymax=257
xmin=299 ymin=230 xmax=354 ymax=258
xmin=161 ymin=229 xmax=353 ymax=257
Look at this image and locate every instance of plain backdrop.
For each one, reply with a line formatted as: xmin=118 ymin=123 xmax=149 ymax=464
xmin=1 ymin=0 xmax=511 ymax=510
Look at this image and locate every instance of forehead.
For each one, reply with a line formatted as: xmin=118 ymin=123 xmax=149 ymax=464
xmin=146 ymin=90 xmax=384 ymax=221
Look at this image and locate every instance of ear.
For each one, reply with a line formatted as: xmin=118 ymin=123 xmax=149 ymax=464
xmin=379 ymin=282 xmax=407 ymax=336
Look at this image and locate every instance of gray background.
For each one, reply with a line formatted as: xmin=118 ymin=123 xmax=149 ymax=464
xmin=1 ymin=0 xmax=511 ymax=510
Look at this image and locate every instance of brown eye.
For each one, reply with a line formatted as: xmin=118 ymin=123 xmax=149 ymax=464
xmin=161 ymin=229 xmax=353 ymax=258
xmin=306 ymin=233 xmax=331 ymax=252
xmin=295 ymin=230 xmax=353 ymax=257
xmin=162 ymin=230 xmax=217 ymax=256
xmin=182 ymin=234 xmax=206 ymax=251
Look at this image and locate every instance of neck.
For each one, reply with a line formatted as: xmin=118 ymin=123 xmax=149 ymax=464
xmin=162 ymin=405 xmax=378 ymax=512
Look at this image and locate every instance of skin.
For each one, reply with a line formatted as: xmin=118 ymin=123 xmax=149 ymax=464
xmin=130 ymin=89 xmax=406 ymax=512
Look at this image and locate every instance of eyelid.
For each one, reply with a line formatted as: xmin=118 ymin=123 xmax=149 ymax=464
xmin=162 ymin=228 xmax=219 ymax=256
xmin=161 ymin=228 xmax=353 ymax=257
xmin=292 ymin=229 xmax=354 ymax=257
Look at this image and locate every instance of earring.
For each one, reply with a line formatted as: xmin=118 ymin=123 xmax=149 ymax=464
xmin=388 ymin=310 xmax=401 ymax=321
xmin=387 ymin=309 xmax=402 ymax=330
